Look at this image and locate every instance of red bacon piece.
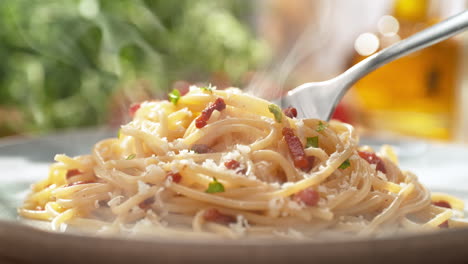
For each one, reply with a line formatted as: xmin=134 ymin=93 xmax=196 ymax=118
xmin=294 ymin=188 xmax=320 ymax=206
xmin=66 ymin=169 xmax=82 ymax=178
xmin=433 ymin=201 xmax=451 ymax=209
xmin=203 ymin=208 xmax=235 ymax=224
xmin=190 ymin=144 xmax=212 ymax=154
xmin=283 ymin=107 xmax=297 ymax=118
xmin=301 ymin=156 xmax=316 ymax=173
xmin=65 ymin=180 xmax=93 ymax=187
xmin=224 ymin=159 xmax=247 ymax=175
xmin=439 ymin=221 xmax=449 ymax=228
xmin=433 ymin=200 xmax=451 ymax=228
xmin=195 ymin=98 xmax=226 ymax=128
xmin=167 ymin=172 xmax=182 ymax=183
xmin=129 ymin=103 xmax=141 ymax=117
xmin=138 ymin=197 xmax=155 ymax=210
xmin=237 ymin=168 xmax=247 ymax=175
xmin=224 ymin=160 xmax=240 ymax=170
xmin=358 ymin=151 xmax=386 ymax=173
xmin=282 ymin=127 xmax=310 ymax=169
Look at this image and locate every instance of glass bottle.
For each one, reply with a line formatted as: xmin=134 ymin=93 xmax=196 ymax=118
xmin=349 ymin=0 xmax=462 ymax=140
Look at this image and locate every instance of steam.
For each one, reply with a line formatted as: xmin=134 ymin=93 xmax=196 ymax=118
xmin=246 ymin=1 xmax=333 ymax=103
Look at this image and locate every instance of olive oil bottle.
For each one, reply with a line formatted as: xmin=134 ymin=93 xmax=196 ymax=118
xmin=350 ymin=0 xmax=462 ymax=140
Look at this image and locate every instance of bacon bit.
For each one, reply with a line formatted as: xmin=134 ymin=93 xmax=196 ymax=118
xmin=203 ymin=208 xmax=235 ymax=224
xmin=432 ymin=201 xmax=452 ymax=228
xmin=195 ymin=98 xmax=226 ymax=128
xmin=237 ymin=168 xmax=247 ymax=175
xmin=301 ymin=156 xmax=316 ymax=172
xmin=167 ymin=172 xmax=182 ymax=183
xmin=65 ymin=181 xmax=93 ymax=187
xmin=224 ymin=159 xmax=247 ymax=175
xmin=66 ymin=169 xmax=82 ymax=178
xmin=433 ymin=201 xmax=451 ymax=209
xmin=129 ymin=103 xmax=141 ymax=117
xmin=283 ymin=107 xmax=297 ymax=118
xmin=190 ymin=144 xmax=212 ymax=154
xmin=138 ymin=197 xmax=155 ymax=210
xmin=439 ymin=221 xmax=449 ymax=228
xmin=282 ymin=127 xmax=310 ymax=169
xmin=358 ymin=151 xmax=387 ymax=173
xmin=294 ymin=188 xmax=320 ymax=206
xmin=224 ymin=160 xmax=240 ymax=170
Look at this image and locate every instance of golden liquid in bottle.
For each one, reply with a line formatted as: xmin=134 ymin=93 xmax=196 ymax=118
xmin=350 ymin=1 xmax=460 ymax=140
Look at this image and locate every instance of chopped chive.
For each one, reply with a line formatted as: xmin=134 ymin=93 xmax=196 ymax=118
xmin=268 ymin=104 xmax=282 ymax=123
xmin=126 ymin=154 xmax=136 ymax=160
xmin=206 ymin=178 xmax=225 ymax=193
xmin=200 ymin=84 xmax=214 ymax=93
xmin=306 ymin=136 xmax=319 ymax=148
xmin=168 ymin=89 xmax=181 ymax=105
xmin=316 ymin=121 xmax=328 ymax=132
xmin=338 ymin=159 xmax=351 ymax=169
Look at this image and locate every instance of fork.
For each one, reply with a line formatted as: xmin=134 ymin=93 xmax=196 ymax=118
xmin=279 ymin=10 xmax=468 ymax=120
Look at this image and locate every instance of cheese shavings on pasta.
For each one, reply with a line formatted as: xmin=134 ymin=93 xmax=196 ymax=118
xmin=19 ymin=87 xmax=467 ymax=239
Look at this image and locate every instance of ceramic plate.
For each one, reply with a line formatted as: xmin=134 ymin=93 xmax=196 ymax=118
xmin=1 ymin=129 xmax=468 ymax=263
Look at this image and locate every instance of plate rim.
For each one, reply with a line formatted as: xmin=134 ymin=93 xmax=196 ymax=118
xmin=2 ymin=129 xmax=468 ymax=263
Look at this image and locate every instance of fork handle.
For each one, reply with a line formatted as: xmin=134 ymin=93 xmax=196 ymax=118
xmin=340 ymin=10 xmax=468 ymax=87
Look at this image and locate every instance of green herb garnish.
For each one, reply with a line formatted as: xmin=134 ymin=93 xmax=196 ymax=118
xmin=338 ymin=159 xmax=351 ymax=169
xmin=126 ymin=154 xmax=136 ymax=160
xmin=206 ymin=178 xmax=225 ymax=193
xmin=117 ymin=128 xmax=121 ymax=139
xmin=316 ymin=121 xmax=328 ymax=132
xmin=168 ymin=89 xmax=181 ymax=105
xmin=200 ymin=84 xmax=214 ymax=93
xmin=268 ymin=104 xmax=282 ymax=123
xmin=306 ymin=136 xmax=319 ymax=148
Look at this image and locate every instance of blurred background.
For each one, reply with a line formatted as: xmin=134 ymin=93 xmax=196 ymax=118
xmin=0 ymin=0 xmax=466 ymax=143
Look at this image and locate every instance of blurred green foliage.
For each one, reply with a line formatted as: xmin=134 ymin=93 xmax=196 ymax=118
xmin=0 ymin=0 xmax=268 ymax=137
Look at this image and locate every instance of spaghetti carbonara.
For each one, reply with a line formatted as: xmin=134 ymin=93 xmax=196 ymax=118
xmin=19 ymin=86 xmax=466 ymax=239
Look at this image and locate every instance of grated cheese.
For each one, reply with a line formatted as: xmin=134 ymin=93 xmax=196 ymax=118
xmin=377 ymin=171 xmax=388 ymax=181
xmin=221 ymin=150 xmax=242 ymax=163
xmin=268 ymin=197 xmax=285 ymax=211
xmin=202 ymin=159 xmax=219 ymax=170
xmin=317 ymin=185 xmax=328 ymax=193
xmin=236 ymin=144 xmax=251 ymax=154
xmin=229 ymin=215 xmax=249 ymax=235
xmin=137 ymin=180 xmax=151 ymax=194
xmin=108 ymin=195 xmax=124 ymax=207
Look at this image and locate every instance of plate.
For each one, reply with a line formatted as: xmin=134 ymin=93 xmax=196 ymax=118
xmin=1 ymin=129 xmax=468 ymax=263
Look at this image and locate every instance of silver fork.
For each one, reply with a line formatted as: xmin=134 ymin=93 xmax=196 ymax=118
xmin=279 ymin=10 xmax=468 ymax=120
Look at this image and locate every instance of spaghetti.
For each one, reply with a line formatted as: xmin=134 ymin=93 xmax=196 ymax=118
xmin=19 ymin=86 xmax=467 ymax=239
